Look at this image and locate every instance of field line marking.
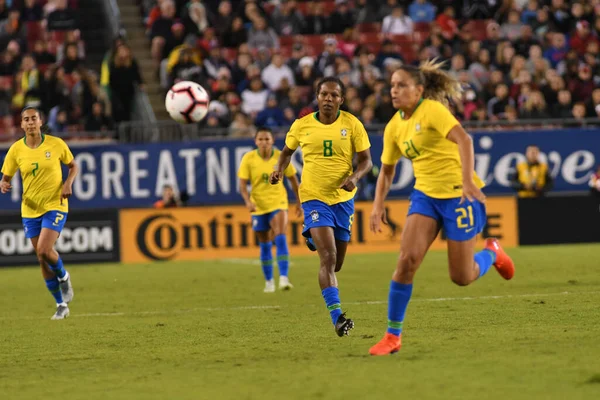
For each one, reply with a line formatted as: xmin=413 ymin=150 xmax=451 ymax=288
xmin=1 ymin=290 xmax=599 ymax=321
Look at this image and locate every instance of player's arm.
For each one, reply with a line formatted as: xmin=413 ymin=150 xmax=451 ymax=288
xmin=0 ymin=174 xmax=12 ymax=193
xmin=287 ymin=174 xmax=302 ymax=217
xmin=239 ymin=178 xmax=256 ymax=212
xmin=61 ymin=160 xmax=78 ymax=200
xmin=270 ymin=145 xmax=295 ymax=184
xmin=446 ymin=125 xmax=485 ymax=203
xmin=340 ymin=149 xmax=372 ymax=192
xmin=1 ymin=146 xmax=17 ymax=194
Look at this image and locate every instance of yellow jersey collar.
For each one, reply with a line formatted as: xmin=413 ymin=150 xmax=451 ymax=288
xmin=313 ymin=110 xmax=341 ymax=124
xmin=400 ymin=98 xmax=424 ymax=120
xmin=23 ymin=134 xmax=45 ymax=149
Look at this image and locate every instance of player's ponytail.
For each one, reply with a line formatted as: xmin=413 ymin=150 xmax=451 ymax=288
xmin=397 ymin=59 xmax=462 ymax=107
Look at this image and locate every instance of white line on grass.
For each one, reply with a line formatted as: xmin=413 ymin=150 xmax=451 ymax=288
xmin=2 ymin=290 xmax=598 ymax=321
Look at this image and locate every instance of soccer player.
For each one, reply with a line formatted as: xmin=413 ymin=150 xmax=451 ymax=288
xmin=238 ymin=127 xmax=301 ymax=293
xmin=270 ymin=77 xmax=373 ymax=337
xmin=0 ymin=107 xmax=78 ymax=320
xmin=368 ymin=61 xmax=515 ymax=355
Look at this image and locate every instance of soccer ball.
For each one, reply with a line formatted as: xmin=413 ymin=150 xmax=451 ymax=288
xmin=165 ymin=81 xmax=210 ymax=124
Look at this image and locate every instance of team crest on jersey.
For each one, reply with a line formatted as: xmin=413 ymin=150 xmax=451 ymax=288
xmin=310 ymin=210 xmax=319 ymax=222
xmin=45 ymin=151 xmax=51 ymax=159
xmin=415 ymin=123 xmax=421 ymax=131
xmin=340 ymin=128 xmax=347 ymax=137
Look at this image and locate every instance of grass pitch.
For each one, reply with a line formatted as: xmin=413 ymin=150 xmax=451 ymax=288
xmin=1 ymin=244 xmax=600 ymax=400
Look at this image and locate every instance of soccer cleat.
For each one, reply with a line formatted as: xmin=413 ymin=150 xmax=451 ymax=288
xmin=334 ymin=313 xmax=354 ymax=337
xmin=59 ymin=273 xmax=74 ymax=304
xmin=369 ymin=333 xmax=402 ymax=356
xmin=278 ymin=276 xmax=293 ymax=290
xmin=263 ymin=279 xmax=275 ymax=293
xmin=484 ymin=238 xmax=515 ymax=280
xmin=51 ymin=304 xmax=70 ymax=320
xmin=305 ymin=237 xmax=317 ymax=252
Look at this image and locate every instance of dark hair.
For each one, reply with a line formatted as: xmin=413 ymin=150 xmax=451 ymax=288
xmin=255 ymin=126 xmax=273 ymax=137
xmin=21 ymin=106 xmax=41 ymax=117
xmin=396 ymin=59 xmax=462 ymax=106
xmin=316 ymin=76 xmax=346 ymax=98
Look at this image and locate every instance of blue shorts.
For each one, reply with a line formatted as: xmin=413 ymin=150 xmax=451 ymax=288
xmin=408 ymin=190 xmax=486 ymax=242
xmin=22 ymin=210 xmax=68 ymax=239
xmin=252 ymin=210 xmax=281 ymax=232
xmin=302 ymin=199 xmax=354 ymax=242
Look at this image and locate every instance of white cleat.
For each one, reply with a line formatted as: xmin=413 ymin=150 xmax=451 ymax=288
xmin=264 ymin=279 xmax=276 ymax=293
xmin=51 ymin=304 xmax=70 ymax=320
xmin=59 ymin=273 xmax=74 ymax=304
xmin=278 ymin=276 xmax=294 ymax=290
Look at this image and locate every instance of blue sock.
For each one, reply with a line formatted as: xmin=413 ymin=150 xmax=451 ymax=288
xmin=48 ymin=257 xmax=66 ymax=280
xmin=474 ymin=249 xmax=496 ymax=279
xmin=322 ymin=286 xmax=343 ymax=324
xmin=45 ymin=277 xmax=64 ymax=304
xmin=387 ymin=281 xmax=413 ymax=337
xmin=274 ymin=234 xmax=289 ymax=277
xmin=259 ymin=242 xmax=273 ymax=281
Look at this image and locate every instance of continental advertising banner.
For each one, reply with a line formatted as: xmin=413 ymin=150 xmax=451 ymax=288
xmin=119 ymin=198 xmax=518 ymax=263
xmin=0 ymin=129 xmax=597 ymax=210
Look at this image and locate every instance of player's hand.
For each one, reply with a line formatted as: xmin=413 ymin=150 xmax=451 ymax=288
xmin=245 ymin=201 xmax=256 ymax=213
xmin=370 ymin=205 xmax=388 ymax=233
xmin=61 ymin=183 xmax=73 ymax=203
xmin=294 ymin=204 xmax=302 ymax=218
xmin=0 ymin=181 xmax=11 ymax=194
xmin=340 ymin=175 xmax=358 ymax=192
xmin=460 ymin=181 xmax=486 ymax=204
xmin=270 ymin=171 xmax=282 ymax=185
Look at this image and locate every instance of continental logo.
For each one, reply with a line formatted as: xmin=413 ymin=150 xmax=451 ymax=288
xmin=119 ymin=198 xmax=518 ymax=263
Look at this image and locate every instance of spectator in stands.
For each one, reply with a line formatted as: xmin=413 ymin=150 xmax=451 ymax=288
xmin=228 ymin=111 xmax=255 ymax=137
xmin=14 ymin=54 xmax=41 ymax=109
xmin=272 ymin=0 xmax=305 ymax=36
xmin=46 ymin=0 xmax=78 ymax=31
xmin=329 ymin=0 xmax=355 ymax=34
xmin=521 ymin=0 xmax=539 ymax=24
xmin=213 ymin=0 xmax=233 ymax=38
xmin=20 ymin=0 xmax=44 ymax=22
xmin=586 ymin=88 xmax=600 ymax=116
xmin=501 ymin=10 xmax=525 ymax=41
xmin=154 ymin=185 xmax=183 ymax=208
xmin=247 ymin=16 xmax=279 ymax=51
xmin=241 ymin=76 xmax=268 ymax=117
xmin=382 ymin=5 xmax=413 ymax=35
xmin=436 ymin=6 xmax=458 ymax=40
xmin=255 ymin=93 xmax=286 ymax=128
xmin=514 ymin=25 xmax=540 ymax=57
xmin=47 ymin=106 xmax=69 ymax=134
xmin=109 ymin=44 xmax=143 ymax=123
xmin=304 ymin=1 xmax=329 ymax=35
xmin=408 ymin=0 xmax=436 ymax=23
xmin=0 ymin=0 xmax=8 ymax=20
xmin=84 ymin=101 xmax=113 ymax=132
xmin=56 ymin=30 xmax=85 ymax=64
xmin=552 ymin=89 xmax=573 ymax=118
xmin=487 ymin=83 xmax=515 ymax=120
xmin=222 ymin=16 xmax=247 ymax=48
xmin=0 ymin=12 xmax=25 ymax=52
xmin=295 ymin=55 xmax=320 ymax=86
xmin=569 ymin=64 xmax=595 ymax=102
xmin=61 ymin=43 xmax=82 ymax=74
xmin=261 ymin=52 xmax=295 ymax=91
xmin=150 ymin=0 xmax=176 ymax=69
xmin=468 ymin=48 xmax=492 ymax=90
xmin=572 ymin=101 xmax=587 ymax=120
xmin=543 ymin=32 xmax=568 ymax=68
xmin=279 ymin=86 xmax=304 ymax=117
xmin=355 ymin=0 xmax=379 ymax=24
xmin=519 ymin=90 xmax=549 ymax=119
xmin=184 ymin=0 xmax=211 ymax=34
xmin=170 ymin=48 xmax=206 ymax=87
xmin=374 ymin=39 xmax=402 ymax=70
xmin=510 ymin=145 xmax=553 ymax=198
xmin=32 ymin=39 xmax=56 ymax=65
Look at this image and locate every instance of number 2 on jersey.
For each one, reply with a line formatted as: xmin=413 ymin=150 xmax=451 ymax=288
xmin=455 ymin=205 xmax=474 ymax=228
xmin=31 ymin=162 xmax=39 ymax=177
xmin=323 ymin=140 xmax=333 ymax=157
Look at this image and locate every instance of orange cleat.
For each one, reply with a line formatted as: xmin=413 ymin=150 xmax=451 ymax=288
xmin=484 ymin=238 xmax=515 ymax=280
xmin=369 ymin=333 xmax=402 ymax=356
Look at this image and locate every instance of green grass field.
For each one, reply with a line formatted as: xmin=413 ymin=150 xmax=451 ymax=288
xmin=1 ymin=244 xmax=600 ymax=400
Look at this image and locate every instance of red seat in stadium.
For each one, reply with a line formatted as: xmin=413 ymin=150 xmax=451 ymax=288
xmin=50 ymin=30 xmax=66 ymax=43
xmin=357 ymin=23 xmax=380 ymax=33
xmin=26 ymin=21 xmax=44 ymax=43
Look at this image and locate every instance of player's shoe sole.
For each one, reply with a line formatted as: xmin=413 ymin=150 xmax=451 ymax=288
xmin=369 ymin=333 xmax=402 ymax=356
xmin=305 ymin=237 xmax=317 ymax=252
xmin=335 ymin=313 xmax=354 ymax=337
xmin=484 ymin=238 xmax=515 ymax=280
xmin=51 ymin=305 xmax=70 ymax=320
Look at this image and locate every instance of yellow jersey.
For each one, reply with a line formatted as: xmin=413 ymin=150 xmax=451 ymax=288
xmin=381 ymin=99 xmax=484 ymax=199
xmin=238 ymin=148 xmax=297 ymax=215
xmin=1 ymin=135 xmax=74 ymax=218
xmin=285 ymin=110 xmax=371 ymax=205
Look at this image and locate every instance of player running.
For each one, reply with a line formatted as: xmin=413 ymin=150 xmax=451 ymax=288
xmin=270 ymin=77 xmax=373 ymax=337
xmin=238 ymin=127 xmax=301 ymax=293
xmin=1 ymin=106 xmax=78 ymax=320
xmin=369 ymin=61 xmax=515 ymax=355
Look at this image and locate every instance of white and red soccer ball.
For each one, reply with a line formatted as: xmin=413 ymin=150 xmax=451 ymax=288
xmin=165 ymin=81 xmax=210 ymax=124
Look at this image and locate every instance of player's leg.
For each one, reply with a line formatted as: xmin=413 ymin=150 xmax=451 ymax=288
xmin=253 ymin=213 xmax=275 ymax=293
xmin=40 ymin=211 xmax=73 ymax=303
xmin=36 ymin=228 xmax=70 ymax=320
xmin=370 ymin=191 xmax=440 ymax=355
xmin=270 ymin=210 xmax=292 ymax=290
xmin=445 ymin=199 xmax=514 ymax=284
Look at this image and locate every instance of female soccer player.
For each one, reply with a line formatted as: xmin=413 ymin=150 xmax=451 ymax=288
xmin=238 ymin=127 xmax=301 ymax=293
xmin=271 ymin=77 xmax=373 ymax=337
xmin=1 ymin=106 xmax=78 ymax=320
xmin=368 ymin=61 xmax=515 ymax=355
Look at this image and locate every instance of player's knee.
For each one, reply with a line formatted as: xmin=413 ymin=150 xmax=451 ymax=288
xmin=319 ymin=248 xmax=337 ymax=270
xmin=449 ymin=271 xmax=472 ymax=287
xmin=37 ymin=246 xmax=53 ymax=262
xmin=398 ymin=250 xmax=421 ymax=271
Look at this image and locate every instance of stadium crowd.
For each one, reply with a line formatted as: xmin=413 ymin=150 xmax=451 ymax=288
xmin=0 ymin=0 xmax=140 ymax=140
xmin=3 ymin=0 xmax=600 ymax=139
